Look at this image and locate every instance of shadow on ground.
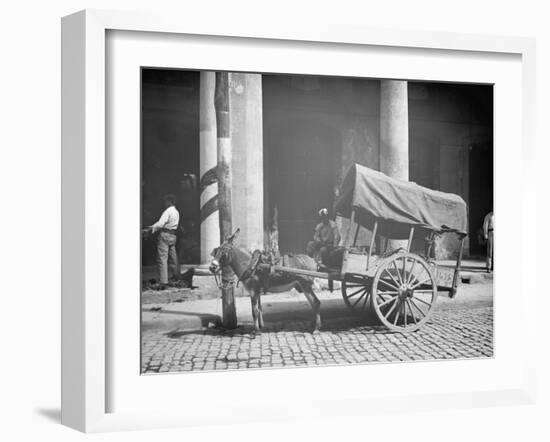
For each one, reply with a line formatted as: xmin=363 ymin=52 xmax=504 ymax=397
xmin=35 ymin=408 xmax=61 ymax=423
xmin=164 ymin=314 xmax=388 ymax=338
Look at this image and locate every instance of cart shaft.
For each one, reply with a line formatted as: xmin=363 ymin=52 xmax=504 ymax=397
xmin=258 ymin=263 xmax=333 ymax=280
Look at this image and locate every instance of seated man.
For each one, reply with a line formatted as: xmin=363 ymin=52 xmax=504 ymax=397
xmin=306 ymin=208 xmax=342 ymax=268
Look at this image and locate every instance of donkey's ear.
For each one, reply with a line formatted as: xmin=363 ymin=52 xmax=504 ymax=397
xmin=229 ymin=228 xmax=240 ymax=243
xmin=223 ymin=227 xmax=240 ymax=243
xmin=231 ymin=227 xmax=241 ymax=241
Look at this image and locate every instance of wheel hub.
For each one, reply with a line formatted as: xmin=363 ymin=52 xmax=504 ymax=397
xmin=398 ymin=284 xmax=413 ymax=300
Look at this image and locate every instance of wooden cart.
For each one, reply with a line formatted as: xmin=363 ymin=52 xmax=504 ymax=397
xmin=270 ymin=164 xmax=468 ymax=333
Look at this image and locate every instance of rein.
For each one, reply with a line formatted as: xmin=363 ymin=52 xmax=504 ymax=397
xmin=213 ymin=271 xmax=236 ymax=290
xmin=212 ymin=243 xmax=238 ymax=290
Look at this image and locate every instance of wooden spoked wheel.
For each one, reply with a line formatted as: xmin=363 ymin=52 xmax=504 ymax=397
xmin=341 ymin=277 xmax=372 ymax=317
xmin=371 ymin=252 xmax=437 ymax=332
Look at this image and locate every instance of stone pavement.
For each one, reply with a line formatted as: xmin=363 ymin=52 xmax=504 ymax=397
xmin=141 ymin=301 xmax=493 ymax=373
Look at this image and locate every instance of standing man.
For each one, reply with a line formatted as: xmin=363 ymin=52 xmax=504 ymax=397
xmin=482 ymin=211 xmax=494 ymax=273
xmin=148 ymin=194 xmax=180 ymax=287
xmin=306 ymin=208 xmax=341 ymax=267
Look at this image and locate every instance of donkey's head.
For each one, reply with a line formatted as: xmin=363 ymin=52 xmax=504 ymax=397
xmin=209 ymin=228 xmax=240 ymax=275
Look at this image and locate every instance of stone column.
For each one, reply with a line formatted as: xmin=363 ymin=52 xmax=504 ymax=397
xmin=380 ymin=80 xmax=409 ymax=181
xmin=380 ymin=80 xmax=409 ymax=249
xmin=199 ymin=71 xmax=219 ymax=264
xmin=229 ymin=73 xmax=264 ymax=251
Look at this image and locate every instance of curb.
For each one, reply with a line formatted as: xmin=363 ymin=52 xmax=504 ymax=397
xmin=142 ymin=310 xmax=221 ymax=332
xmin=461 ymin=271 xmax=493 ymax=284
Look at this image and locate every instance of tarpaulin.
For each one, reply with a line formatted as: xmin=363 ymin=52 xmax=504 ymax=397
xmin=334 ymin=164 xmax=468 ymax=239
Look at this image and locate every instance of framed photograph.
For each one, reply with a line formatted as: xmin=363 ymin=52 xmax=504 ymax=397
xmin=61 ymin=9 xmax=537 ymax=432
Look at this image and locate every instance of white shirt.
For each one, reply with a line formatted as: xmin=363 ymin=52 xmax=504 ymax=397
xmin=482 ymin=212 xmax=494 ymax=237
xmin=151 ymin=206 xmax=180 ymax=233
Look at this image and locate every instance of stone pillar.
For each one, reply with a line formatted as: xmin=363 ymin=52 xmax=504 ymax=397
xmin=380 ymin=80 xmax=409 ymax=249
xmin=229 ymin=73 xmax=264 ymax=251
xmin=380 ymin=80 xmax=409 ymax=181
xmin=199 ymin=71 xmax=219 ymax=264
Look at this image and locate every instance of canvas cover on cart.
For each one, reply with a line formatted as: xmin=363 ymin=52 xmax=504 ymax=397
xmin=334 ymin=164 xmax=468 ymax=239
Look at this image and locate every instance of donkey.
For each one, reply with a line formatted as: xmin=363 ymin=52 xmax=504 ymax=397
xmin=209 ymin=229 xmax=322 ymax=331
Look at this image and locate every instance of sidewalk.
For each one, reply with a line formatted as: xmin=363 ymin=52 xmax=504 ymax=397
xmin=142 ymin=258 xmax=492 ymax=305
xmin=438 ymin=259 xmax=493 ymax=284
xmin=142 ymin=278 xmax=493 ymax=333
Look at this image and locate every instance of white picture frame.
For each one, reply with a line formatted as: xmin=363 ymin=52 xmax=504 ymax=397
xmin=61 ymin=9 xmax=537 ymax=433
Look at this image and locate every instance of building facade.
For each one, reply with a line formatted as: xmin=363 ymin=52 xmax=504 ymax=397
xmin=141 ymin=69 xmax=493 ymax=266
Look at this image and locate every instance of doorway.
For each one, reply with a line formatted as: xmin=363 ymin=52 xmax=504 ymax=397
xmin=141 ymin=69 xmax=201 ymax=265
xmin=265 ymin=119 xmax=340 ymax=253
xmin=468 ymin=142 xmax=493 ymax=256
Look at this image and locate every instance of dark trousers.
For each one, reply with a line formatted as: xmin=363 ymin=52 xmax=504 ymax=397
xmin=486 ymin=231 xmax=493 ymax=271
xmin=306 ymin=241 xmax=343 ymax=267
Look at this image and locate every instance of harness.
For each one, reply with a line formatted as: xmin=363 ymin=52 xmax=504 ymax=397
xmin=236 ymin=249 xmax=285 ymax=292
xmin=213 ymin=244 xmax=278 ymax=291
xmin=237 ymin=249 xmax=275 ymax=287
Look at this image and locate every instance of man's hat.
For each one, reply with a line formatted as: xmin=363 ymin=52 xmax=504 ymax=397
xmin=318 ymin=208 xmax=328 ymax=217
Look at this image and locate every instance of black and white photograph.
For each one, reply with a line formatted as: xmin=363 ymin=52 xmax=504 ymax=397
xmin=140 ymin=69 xmax=494 ymax=374
xmin=5 ymin=0 xmax=548 ymax=438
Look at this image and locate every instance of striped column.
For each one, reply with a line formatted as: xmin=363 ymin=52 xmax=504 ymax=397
xmin=199 ymin=71 xmax=219 ymax=264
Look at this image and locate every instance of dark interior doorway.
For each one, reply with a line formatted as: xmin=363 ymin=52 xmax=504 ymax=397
xmin=141 ymin=69 xmax=201 ymax=265
xmin=265 ymin=119 xmax=340 ymax=253
xmin=468 ymin=142 xmax=493 ymax=256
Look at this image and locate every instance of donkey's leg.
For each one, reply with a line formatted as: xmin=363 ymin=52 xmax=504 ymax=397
xmin=250 ymin=289 xmax=261 ymax=331
xmin=299 ymin=281 xmax=321 ymax=331
xmin=257 ymin=293 xmax=264 ymax=329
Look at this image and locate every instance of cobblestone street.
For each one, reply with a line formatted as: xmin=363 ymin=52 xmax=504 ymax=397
xmin=141 ymin=303 xmax=493 ymax=373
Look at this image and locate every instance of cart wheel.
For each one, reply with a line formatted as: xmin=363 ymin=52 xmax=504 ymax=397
xmin=341 ymin=277 xmax=372 ymax=317
xmin=371 ymin=252 xmax=437 ymax=332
